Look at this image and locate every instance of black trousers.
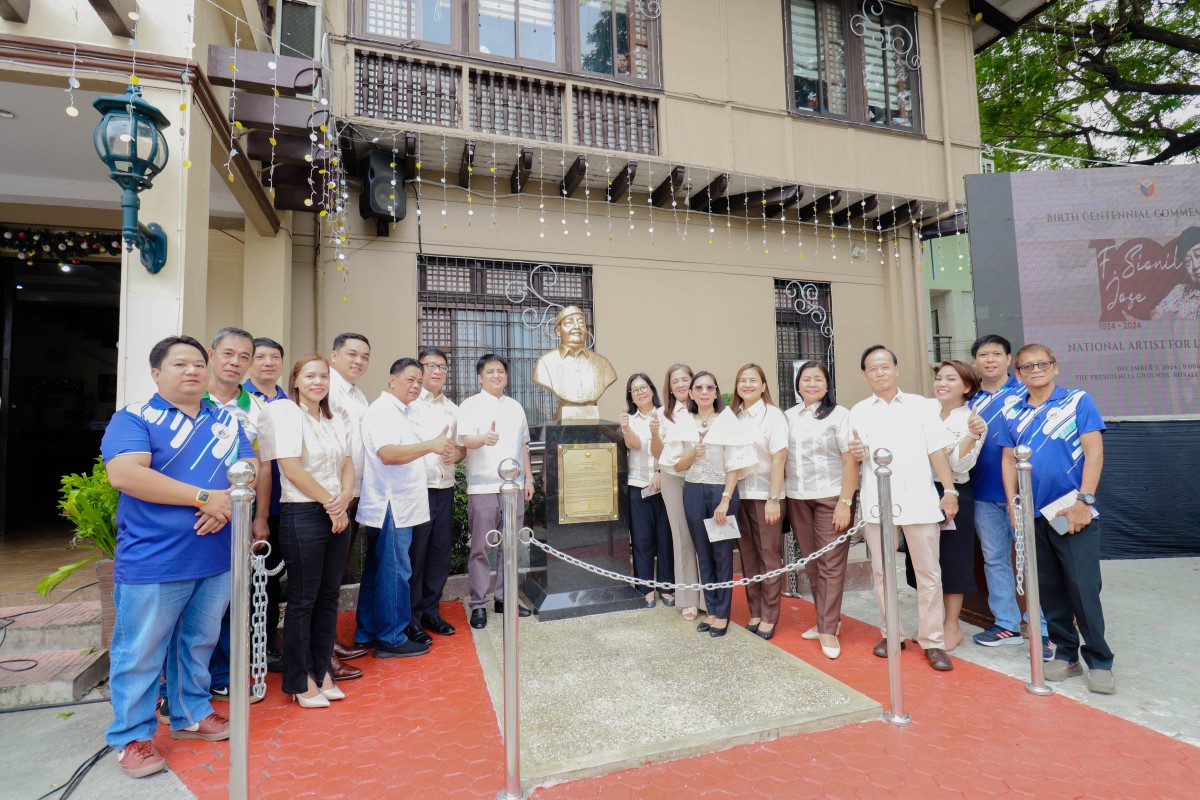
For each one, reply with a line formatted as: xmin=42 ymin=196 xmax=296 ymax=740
xmin=683 ymin=482 xmax=741 ymax=620
xmin=409 ymin=487 xmax=455 ymax=626
xmin=628 ymin=486 xmax=675 ymax=589
xmin=279 ymin=502 xmax=352 ymax=695
xmin=1036 ymin=517 xmax=1113 ymax=669
xmin=264 ymin=514 xmax=284 ymax=648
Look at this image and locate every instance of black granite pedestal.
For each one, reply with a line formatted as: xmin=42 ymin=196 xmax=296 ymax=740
xmin=522 ymin=420 xmax=645 ymax=620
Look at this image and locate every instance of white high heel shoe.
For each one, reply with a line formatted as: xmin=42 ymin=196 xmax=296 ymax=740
xmin=801 ymin=621 xmax=843 ymax=640
xmin=292 ymin=692 xmax=330 ymax=708
xmin=819 ymin=633 xmax=842 ymax=660
xmin=320 ymin=684 xmax=346 ymax=701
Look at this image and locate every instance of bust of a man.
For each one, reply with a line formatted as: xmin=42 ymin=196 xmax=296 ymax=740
xmin=533 ymin=305 xmax=617 ymax=419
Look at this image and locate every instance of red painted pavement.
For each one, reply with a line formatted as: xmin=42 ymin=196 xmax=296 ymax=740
xmin=156 ymin=597 xmax=1200 ymax=799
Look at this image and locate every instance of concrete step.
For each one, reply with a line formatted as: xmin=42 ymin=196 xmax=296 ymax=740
xmin=0 ymin=647 xmax=109 ymax=710
xmin=0 ymin=602 xmax=102 ymax=655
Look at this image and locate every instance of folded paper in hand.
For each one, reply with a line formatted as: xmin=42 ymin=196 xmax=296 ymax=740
xmin=704 ymin=516 xmax=741 ymax=543
xmin=1039 ymin=489 xmax=1098 ymax=535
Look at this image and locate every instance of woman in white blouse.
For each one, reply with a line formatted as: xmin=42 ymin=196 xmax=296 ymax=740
xmin=732 ymin=364 xmax=789 ymax=640
xmin=620 ymin=373 xmax=674 ymax=607
xmin=663 ymin=371 xmax=755 ymax=637
xmin=905 ymin=360 xmax=986 ymax=651
xmin=784 ymin=361 xmax=858 ymax=659
xmin=650 ymin=363 xmax=700 ymax=619
xmin=260 ymin=354 xmax=355 ymax=708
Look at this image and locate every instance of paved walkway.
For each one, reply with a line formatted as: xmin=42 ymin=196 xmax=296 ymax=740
xmin=5 ymin=558 xmax=1199 ymax=799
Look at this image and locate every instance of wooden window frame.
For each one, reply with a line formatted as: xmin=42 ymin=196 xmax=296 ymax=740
xmin=353 ymin=0 xmax=663 ymax=90
xmin=782 ymin=0 xmax=923 ymax=134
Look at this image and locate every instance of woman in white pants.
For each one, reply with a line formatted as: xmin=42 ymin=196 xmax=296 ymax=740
xmin=650 ymin=363 xmax=701 ymax=619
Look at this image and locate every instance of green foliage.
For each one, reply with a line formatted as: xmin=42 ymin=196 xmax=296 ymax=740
xmin=448 ymin=460 xmax=545 ymax=575
xmin=38 ymin=457 xmax=119 ymax=596
xmin=977 ymin=0 xmax=1200 ymax=169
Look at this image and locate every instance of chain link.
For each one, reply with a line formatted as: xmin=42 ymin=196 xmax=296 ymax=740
xmin=249 ymin=543 xmax=282 ymax=699
xmin=515 ymin=518 xmax=867 ymax=592
xmin=1012 ymin=497 xmax=1026 ymax=597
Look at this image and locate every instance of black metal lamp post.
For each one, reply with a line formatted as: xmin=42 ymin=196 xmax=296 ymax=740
xmin=92 ymin=85 xmax=171 ymax=274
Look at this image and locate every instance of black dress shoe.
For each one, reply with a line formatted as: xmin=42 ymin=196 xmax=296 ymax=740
xmin=696 ymin=621 xmax=712 ymax=633
xmin=493 ymin=600 xmax=532 ymax=617
xmin=710 ymin=624 xmax=729 ymax=638
xmin=422 ymin=614 xmax=457 ymax=636
xmin=756 ymin=625 xmax=776 ymax=641
xmin=872 ymin=637 xmax=907 ymax=658
xmin=266 ymin=648 xmax=283 ymax=674
xmin=404 ymin=623 xmax=434 ymax=645
xmin=470 ymin=608 xmax=488 ymax=629
xmin=746 ymin=623 xmax=760 ymax=634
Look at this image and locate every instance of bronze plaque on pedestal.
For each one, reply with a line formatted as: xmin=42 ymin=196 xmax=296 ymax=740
xmin=557 ymin=443 xmax=620 ymax=524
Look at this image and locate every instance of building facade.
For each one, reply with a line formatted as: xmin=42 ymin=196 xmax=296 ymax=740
xmin=0 ymin=0 xmax=984 ymax=529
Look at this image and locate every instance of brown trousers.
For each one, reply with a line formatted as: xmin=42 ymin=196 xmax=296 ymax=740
xmin=737 ymin=499 xmax=784 ymax=624
xmin=787 ymin=496 xmax=848 ymax=634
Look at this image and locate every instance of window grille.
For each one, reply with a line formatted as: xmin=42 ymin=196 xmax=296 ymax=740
xmin=354 ymin=49 xmax=461 ymax=127
xmin=419 ymin=256 xmax=595 ymax=426
xmin=774 ymin=279 xmax=835 ymax=410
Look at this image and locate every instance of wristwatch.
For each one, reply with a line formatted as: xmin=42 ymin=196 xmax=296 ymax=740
xmin=944 ymin=488 xmax=960 ymax=497
xmin=1076 ymin=492 xmax=1096 ymax=506
xmin=194 ymin=489 xmax=211 ymax=507
xmin=839 ymin=498 xmax=853 ymax=507
xmin=721 ymin=491 xmax=733 ymax=499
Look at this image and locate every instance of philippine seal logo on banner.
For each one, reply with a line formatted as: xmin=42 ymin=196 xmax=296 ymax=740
xmin=1139 ymin=180 xmax=1156 ymax=198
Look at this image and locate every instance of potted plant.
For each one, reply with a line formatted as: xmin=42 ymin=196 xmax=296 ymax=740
xmin=39 ymin=456 xmax=119 ymax=647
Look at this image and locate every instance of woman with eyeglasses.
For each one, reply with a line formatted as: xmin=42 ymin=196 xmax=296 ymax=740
xmin=619 ymin=374 xmax=674 ymax=607
xmin=650 ymin=363 xmax=698 ymax=618
xmin=662 ymin=371 xmax=755 ymax=637
xmin=905 ymin=359 xmax=987 ymax=650
xmin=784 ymin=361 xmax=857 ymax=659
xmin=258 ymin=354 xmax=355 ymax=708
xmin=731 ymin=364 xmax=789 ymax=640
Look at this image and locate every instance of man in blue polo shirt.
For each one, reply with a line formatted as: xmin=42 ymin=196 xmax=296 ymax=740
xmin=967 ymin=334 xmax=1050 ymax=659
xmin=101 ymin=335 xmax=257 ymax=778
xmin=997 ymin=343 xmax=1114 ymax=695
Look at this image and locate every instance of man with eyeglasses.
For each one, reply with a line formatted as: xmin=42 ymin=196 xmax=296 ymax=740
xmin=407 ymin=347 xmax=466 ymax=641
xmin=847 ymin=345 xmax=959 ymax=672
xmin=995 ymin=344 xmax=1114 ymax=694
xmin=967 ymin=334 xmax=1051 ymax=660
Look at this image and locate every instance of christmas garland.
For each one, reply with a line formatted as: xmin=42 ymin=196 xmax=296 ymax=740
xmin=0 ymin=227 xmax=124 ymax=263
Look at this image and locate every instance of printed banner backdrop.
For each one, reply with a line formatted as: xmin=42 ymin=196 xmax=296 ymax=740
xmin=1010 ymin=165 xmax=1200 ymax=419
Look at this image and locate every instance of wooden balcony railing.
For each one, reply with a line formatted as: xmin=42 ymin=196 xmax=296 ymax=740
xmin=352 ymin=47 xmax=658 ymax=155
xmin=354 ymin=51 xmax=460 ymax=128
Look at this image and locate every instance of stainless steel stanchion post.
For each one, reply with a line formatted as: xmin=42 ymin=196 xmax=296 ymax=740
xmin=226 ymin=459 xmax=256 ymax=800
xmin=496 ymin=458 xmax=531 ymax=800
xmin=874 ymin=448 xmax=912 ymax=727
xmin=1015 ymin=445 xmax=1052 ymax=697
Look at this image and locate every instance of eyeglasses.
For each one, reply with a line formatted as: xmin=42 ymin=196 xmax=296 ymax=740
xmin=692 ymin=384 xmax=718 ymax=392
xmin=421 ymin=363 xmax=449 ymax=373
xmin=631 ymin=385 xmax=651 ymax=394
xmin=1017 ymin=360 xmax=1055 ymax=374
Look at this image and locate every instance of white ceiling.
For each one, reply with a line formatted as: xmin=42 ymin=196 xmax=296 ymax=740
xmin=0 ymin=80 xmax=244 ymax=217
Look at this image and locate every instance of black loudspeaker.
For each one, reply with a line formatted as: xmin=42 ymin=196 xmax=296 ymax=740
xmin=359 ymin=149 xmax=404 ymax=236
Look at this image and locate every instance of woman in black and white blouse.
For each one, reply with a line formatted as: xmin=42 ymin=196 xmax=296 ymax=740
xmin=620 ymin=373 xmax=674 ymax=607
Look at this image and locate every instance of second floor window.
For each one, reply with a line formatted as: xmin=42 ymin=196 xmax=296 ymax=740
xmin=786 ymin=0 xmax=921 ymax=132
xmin=360 ymin=0 xmax=662 ymax=87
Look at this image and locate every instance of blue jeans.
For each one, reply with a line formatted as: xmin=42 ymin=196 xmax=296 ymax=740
xmin=106 ymin=573 xmax=230 ymax=747
xmin=355 ymin=504 xmax=413 ymax=648
xmin=975 ymin=500 xmax=1047 ymax=636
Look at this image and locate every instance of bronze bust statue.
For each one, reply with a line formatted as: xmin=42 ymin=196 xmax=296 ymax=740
xmin=533 ymin=305 xmax=617 ymax=420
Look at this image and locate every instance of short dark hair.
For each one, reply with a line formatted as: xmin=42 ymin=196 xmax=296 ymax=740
xmin=332 ymin=332 xmax=370 ymax=351
xmin=150 ymin=336 xmax=207 ymax=369
xmin=794 ymin=360 xmax=837 ymax=420
xmin=418 ymin=346 xmax=448 ymax=363
xmin=1014 ymin=343 xmax=1057 ymax=366
xmin=625 ymin=373 xmax=662 ymax=414
xmin=686 ymin=371 xmax=726 ymax=414
xmin=253 ymin=337 xmax=284 ymax=358
xmin=210 ymin=326 xmax=254 ymax=350
xmin=970 ymin=334 xmax=1012 ymax=357
xmin=390 ymin=357 xmax=422 ymax=376
xmin=476 ymin=353 xmax=508 ymax=375
xmin=860 ymin=344 xmax=898 ymax=371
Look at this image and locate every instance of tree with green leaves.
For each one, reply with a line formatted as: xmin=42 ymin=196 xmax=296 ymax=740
xmin=976 ymin=0 xmax=1199 ymax=170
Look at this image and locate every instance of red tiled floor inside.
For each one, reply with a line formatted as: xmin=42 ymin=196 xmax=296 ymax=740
xmin=159 ymin=597 xmax=1200 ymax=799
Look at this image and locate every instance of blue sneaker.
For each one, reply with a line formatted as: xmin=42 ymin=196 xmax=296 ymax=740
xmin=973 ymin=624 xmax=1024 ymax=647
xmin=1042 ymin=636 xmax=1053 ymax=662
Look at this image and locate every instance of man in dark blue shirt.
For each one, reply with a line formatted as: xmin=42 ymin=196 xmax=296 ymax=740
xmin=101 ymin=336 xmax=256 ymax=778
xmin=996 ymin=343 xmax=1114 ymax=695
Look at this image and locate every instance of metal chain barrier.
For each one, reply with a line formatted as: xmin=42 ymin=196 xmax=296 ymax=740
xmin=249 ymin=542 xmax=284 ymax=700
xmin=1011 ymin=496 xmax=1026 ymax=597
xmin=514 ymin=518 xmax=867 ymax=592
